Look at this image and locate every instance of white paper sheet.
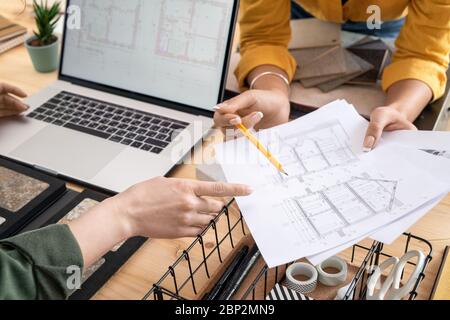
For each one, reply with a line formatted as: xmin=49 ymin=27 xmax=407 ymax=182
xmin=369 ymin=144 xmax=450 ymax=243
xmin=383 ymin=130 xmax=450 ymax=160
xmin=216 ymin=100 xmax=449 ymax=268
xmin=307 ymin=130 xmax=450 ymax=264
xmin=307 ymin=193 xmax=447 ymax=266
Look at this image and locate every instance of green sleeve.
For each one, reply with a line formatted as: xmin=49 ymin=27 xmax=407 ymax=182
xmin=0 ymin=224 xmax=84 ymax=300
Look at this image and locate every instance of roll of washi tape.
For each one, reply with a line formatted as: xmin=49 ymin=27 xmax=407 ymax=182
xmin=284 ymin=263 xmax=318 ymax=294
xmin=316 ymin=256 xmax=348 ymax=287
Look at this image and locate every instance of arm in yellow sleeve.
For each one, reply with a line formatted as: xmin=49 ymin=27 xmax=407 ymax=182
xmin=235 ymin=0 xmax=297 ymax=89
xmin=382 ymin=0 xmax=450 ymax=102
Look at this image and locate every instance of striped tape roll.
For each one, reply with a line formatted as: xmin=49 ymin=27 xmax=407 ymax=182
xmin=317 ymin=256 xmax=348 ymax=287
xmin=284 ymin=263 xmax=318 ymax=294
xmin=266 ymin=283 xmax=313 ymax=300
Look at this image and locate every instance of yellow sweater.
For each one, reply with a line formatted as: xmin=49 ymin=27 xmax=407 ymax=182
xmin=236 ymin=0 xmax=450 ymax=101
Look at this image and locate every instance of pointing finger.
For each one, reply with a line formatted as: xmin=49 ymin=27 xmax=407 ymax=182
xmin=191 ymin=181 xmax=253 ymax=197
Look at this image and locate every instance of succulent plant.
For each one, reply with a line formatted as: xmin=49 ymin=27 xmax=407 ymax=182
xmin=31 ymin=0 xmax=61 ymax=46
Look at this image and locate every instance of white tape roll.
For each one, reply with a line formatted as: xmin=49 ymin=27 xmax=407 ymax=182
xmin=284 ymin=263 xmax=318 ymax=294
xmin=317 ymin=256 xmax=348 ymax=287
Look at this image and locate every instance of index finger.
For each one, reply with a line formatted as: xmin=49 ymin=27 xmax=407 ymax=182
xmin=0 ymin=83 xmax=27 ymax=98
xmin=215 ymin=91 xmax=257 ymax=115
xmin=191 ymin=181 xmax=253 ymax=197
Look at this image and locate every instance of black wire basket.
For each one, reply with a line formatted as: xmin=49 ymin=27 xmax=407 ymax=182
xmin=143 ymin=199 xmax=433 ymax=301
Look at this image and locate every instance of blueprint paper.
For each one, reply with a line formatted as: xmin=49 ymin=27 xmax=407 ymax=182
xmin=216 ymin=100 xmax=448 ymax=268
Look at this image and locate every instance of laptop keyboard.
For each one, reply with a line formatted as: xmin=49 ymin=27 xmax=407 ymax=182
xmin=27 ymin=91 xmax=189 ymax=154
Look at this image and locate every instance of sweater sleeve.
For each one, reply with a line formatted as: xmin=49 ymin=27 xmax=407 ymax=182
xmin=236 ymin=0 xmax=297 ymax=89
xmin=0 ymin=224 xmax=84 ymax=300
xmin=382 ymin=0 xmax=450 ymax=101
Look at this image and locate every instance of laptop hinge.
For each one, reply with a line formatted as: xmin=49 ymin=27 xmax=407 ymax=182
xmin=33 ymin=164 xmax=59 ymax=177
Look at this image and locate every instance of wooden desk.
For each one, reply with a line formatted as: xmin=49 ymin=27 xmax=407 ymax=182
xmin=1 ymin=2 xmax=450 ymax=300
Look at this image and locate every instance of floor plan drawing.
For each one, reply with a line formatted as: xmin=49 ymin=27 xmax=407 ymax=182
xmin=155 ymin=0 xmax=230 ymax=67
xmin=216 ymin=100 xmax=448 ymax=267
xmin=281 ymin=176 xmax=399 ymax=244
xmin=260 ymin=121 xmax=359 ymax=185
xmin=76 ymin=0 xmax=143 ymax=51
xmin=254 ymin=122 xmax=401 ymax=244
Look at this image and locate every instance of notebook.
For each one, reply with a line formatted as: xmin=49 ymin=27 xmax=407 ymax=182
xmin=0 ymin=16 xmax=27 ymax=54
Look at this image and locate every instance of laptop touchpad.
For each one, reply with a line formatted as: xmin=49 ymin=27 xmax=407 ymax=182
xmin=11 ymin=126 xmax=125 ymax=180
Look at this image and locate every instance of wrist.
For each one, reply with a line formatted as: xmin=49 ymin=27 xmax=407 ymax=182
xmin=383 ymin=102 xmax=410 ymax=118
xmin=101 ymin=197 xmax=135 ymax=241
xmin=248 ymin=66 xmax=290 ymax=97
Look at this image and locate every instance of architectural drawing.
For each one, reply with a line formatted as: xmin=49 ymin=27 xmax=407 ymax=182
xmin=261 ymin=122 xmax=358 ymax=184
xmin=281 ymin=176 xmax=398 ymax=243
xmin=217 ymin=100 xmax=448 ymax=267
xmin=76 ymin=0 xmax=143 ymax=51
xmin=252 ymin=122 xmax=399 ymax=243
xmin=155 ymin=0 xmax=230 ymax=67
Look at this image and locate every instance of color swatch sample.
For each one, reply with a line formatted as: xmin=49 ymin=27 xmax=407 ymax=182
xmin=58 ymin=197 xmax=124 ymax=252
xmin=82 ymin=258 xmax=106 ymax=284
xmin=0 ymin=166 xmax=49 ymax=212
xmin=58 ymin=198 xmax=99 ymax=224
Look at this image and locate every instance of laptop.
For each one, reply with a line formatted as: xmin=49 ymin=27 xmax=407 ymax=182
xmin=0 ymin=0 xmax=238 ymax=192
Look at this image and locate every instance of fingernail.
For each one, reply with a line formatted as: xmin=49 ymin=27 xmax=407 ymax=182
xmin=244 ymin=185 xmax=254 ymax=194
xmin=213 ymin=103 xmax=227 ymax=111
xmin=363 ymin=136 xmax=375 ymax=152
xmin=229 ymin=117 xmax=241 ymax=126
xmin=254 ymin=112 xmax=264 ymax=120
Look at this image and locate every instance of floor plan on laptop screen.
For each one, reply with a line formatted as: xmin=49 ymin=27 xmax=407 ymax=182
xmin=62 ymin=0 xmax=234 ymax=109
xmin=215 ymin=100 xmax=448 ymax=267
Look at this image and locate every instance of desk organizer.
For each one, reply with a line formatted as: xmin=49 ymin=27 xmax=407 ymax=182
xmin=144 ymin=199 xmax=434 ymax=301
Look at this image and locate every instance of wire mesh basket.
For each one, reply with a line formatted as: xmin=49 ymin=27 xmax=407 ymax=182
xmin=143 ymin=199 xmax=433 ymax=301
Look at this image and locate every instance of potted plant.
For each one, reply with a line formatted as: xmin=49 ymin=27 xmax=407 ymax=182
xmin=25 ymin=0 xmax=61 ymax=73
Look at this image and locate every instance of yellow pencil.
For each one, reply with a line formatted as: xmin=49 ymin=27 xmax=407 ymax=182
xmin=236 ymin=123 xmax=288 ymax=176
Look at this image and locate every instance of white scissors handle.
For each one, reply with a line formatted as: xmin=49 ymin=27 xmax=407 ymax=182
xmin=366 ymin=250 xmax=425 ymax=300
xmin=366 ymin=256 xmax=399 ymax=300
xmin=385 ymin=250 xmax=426 ymax=300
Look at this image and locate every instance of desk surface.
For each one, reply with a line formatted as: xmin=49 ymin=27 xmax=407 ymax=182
xmin=1 ymin=3 xmax=450 ymax=300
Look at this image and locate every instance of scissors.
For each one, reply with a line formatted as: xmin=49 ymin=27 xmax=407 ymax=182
xmin=366 ymin=250 xmax=426 ymax=300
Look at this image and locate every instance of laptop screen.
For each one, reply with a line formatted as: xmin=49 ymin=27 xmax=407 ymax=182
xmin=61 ymin=0 xmax=236 ymax=112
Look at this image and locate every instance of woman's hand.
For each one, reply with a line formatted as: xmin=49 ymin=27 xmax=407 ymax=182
xmin=214 ymin=65 xmax=291 ymax=133
xmin=68 ymin=178 xmax=252 ymax=267
xmin=364 ymin=106 xmax=417 ymax=151
xmin=363 ymin=79 xmax=432 ymax=151
xmin=0 ymin=83 xmax=28 ymax=117
xmin=214 ymin=89 xmax=290 ymax=132
xmin=111 ymin=177 xmax=253 ymax=239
